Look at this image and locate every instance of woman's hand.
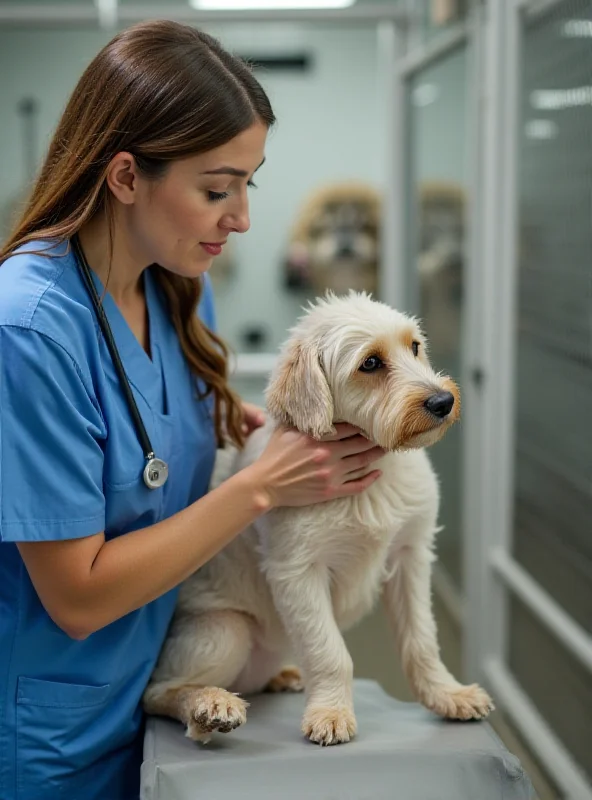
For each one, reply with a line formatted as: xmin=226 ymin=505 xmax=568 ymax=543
xmin=241 ymin=401 xmax=266 ymax=437
xmin=247 ymin=423 xmax=386 ymax=509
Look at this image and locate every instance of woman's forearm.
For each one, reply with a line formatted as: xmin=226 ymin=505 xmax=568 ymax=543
xmin=72 ymin=465 xmax=270 ymax=636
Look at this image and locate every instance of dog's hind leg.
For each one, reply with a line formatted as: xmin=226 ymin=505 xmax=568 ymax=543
xmin=264 ymin=666 xmax=304 ymax=693
xmin=382 ymin=517 xmax=494 ymax=721
xmin=143 ymin=609 xmax=252 ymax=741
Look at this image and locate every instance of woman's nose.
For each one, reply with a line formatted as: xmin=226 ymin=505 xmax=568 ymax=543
xmin=220 ymin=204 xmax=250 ymax=234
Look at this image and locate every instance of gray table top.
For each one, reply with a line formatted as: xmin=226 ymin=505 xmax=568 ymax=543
xmin=141 ymin=679 xmax=533 ymax=800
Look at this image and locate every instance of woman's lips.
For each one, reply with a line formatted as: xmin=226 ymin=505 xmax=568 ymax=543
xmin=200 ymin=242 xmax=225 ymax=256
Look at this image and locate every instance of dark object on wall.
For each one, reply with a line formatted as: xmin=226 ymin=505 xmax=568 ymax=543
xmin=240 ymin=54 xmax=313 ymax=73
xmin=240 ymin=324 xmax=269 ymax=351
xmin=17 ymin=97 xmax=39 ymax=180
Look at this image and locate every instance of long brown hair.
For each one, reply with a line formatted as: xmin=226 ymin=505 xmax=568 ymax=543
xmin=0 ymin=19 xmax=276 ymax=448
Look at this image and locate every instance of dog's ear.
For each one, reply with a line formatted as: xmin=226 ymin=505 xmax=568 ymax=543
xmin=266 ymin=341 xmax=334 ymax=439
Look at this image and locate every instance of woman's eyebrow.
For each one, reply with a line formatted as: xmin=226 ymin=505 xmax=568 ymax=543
xmin=201 ymin=158 xmax=266 ymax=177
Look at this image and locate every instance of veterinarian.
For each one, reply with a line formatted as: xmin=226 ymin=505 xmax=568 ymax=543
xmin=0 ymin=20 xmax=386 ymax=800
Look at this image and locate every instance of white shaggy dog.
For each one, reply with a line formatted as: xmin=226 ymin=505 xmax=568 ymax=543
xmin=143 ymin=292 xmax=494 ymax=746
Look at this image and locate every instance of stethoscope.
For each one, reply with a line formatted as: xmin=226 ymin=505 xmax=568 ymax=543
xmin=71 ymin=235 xmax=169 ymax=490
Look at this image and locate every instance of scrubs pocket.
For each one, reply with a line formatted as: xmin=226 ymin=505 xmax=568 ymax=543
xmin=16 ymin=676 xmax=111 ymax=800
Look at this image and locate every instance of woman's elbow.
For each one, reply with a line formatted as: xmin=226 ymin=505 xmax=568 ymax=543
xmin=50 ymin=608 xmax=97 ymax=641
xmin=63 ymin=624 xmax=92 ymax=641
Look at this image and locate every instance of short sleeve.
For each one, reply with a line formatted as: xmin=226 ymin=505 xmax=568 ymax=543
xmin=0 ymin=326 xmax=107 ymax=542
xmin=198 ymin=274 xmax=217 ymax=332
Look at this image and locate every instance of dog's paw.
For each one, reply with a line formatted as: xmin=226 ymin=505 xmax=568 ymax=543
xmin=302 ymin=705 xmax=357 ymax=746
xmin=265 ymin=666 xmax=304 ymax=693
xmin=184 ymin=686 xmax=249 ymax=741
xmin=421 ymin=683 xmax=494 ymax=721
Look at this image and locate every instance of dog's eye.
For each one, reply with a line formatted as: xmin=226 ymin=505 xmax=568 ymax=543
xmin=412 ymin=341 xmax=420 ymax=357
xmin=359 ymin=355 xmax=384 ymax=373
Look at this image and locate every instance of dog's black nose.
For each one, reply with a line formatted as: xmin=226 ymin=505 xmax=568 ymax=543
xmin=337 ymin=242 xmax=355 ymax=259
xmin=424 ymin=391 xmax=455 ymax=418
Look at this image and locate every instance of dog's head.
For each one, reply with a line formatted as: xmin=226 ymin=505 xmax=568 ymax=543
xmin=306 ymin=197 xmax=379 ymax=266
xmin=266 ymin=292 xmax=460 ymax=451
xmin=284 ymin=184 xmax=381 ymax=293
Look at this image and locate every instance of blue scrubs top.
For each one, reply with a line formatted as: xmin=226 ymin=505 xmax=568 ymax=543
xmin=0 ymin=241 xmax=218 ymax=800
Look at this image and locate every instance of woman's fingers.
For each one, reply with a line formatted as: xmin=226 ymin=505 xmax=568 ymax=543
xmin=335 ymin=435 xmax=379 ymax=458
xmin=341 ymin=445 xmax=386 ymax=475
xmin=337 ymin=469 xmax=383 ymax=496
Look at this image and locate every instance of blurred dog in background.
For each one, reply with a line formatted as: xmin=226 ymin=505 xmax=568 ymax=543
xmin=284 ymin=183 xmax=381 ymax=296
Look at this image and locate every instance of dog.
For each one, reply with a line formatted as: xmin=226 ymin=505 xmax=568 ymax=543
xmin=143 ymin=291 xmax=494 ymax=746
xmin=284 ymin=183 xmax=381 ymax=296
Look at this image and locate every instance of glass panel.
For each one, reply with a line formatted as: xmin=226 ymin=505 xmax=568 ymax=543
xmin=511 ymin=0 xmax=592 ymax=630
xmin=407 ymin=47 xmax=468 ymax=590
xmin=508 ymin=595 xmax=592 ymax=780
xmin=509 ymin=0 xmax=592 ymax=781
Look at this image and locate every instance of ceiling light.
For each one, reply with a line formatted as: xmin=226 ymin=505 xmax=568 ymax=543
xmin=562 ymin=20 xmax=592 ymax=38
xmin=411 ymin=83 xmax=439 ymax=107
xmin=524 ymin=119 xmax=558 ymax=140
xmin=530 ymin=87 xmax=592 ymax=110
xmin=190 ymin=0 xmax=355 ymax=9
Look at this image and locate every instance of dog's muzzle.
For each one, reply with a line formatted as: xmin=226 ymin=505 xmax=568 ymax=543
xmin=424 ymin=391 xmax=455 ymax=419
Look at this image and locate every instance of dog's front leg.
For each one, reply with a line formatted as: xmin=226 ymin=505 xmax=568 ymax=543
xmin=383 ymin=520 xmax=494 ymax=720
xmin=268 ymin=564 xmax=357 ymax=746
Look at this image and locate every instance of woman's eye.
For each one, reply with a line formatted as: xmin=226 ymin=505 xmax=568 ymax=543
xmin=208 ymin=181 xmax=256 ymax=203
xmin=359 ymin=355 xmax=384 ymax=373
xmin=208 ymin=191 xmax=230 ymax=203
xmin=412 ymin=341 xmax=420 ymax=357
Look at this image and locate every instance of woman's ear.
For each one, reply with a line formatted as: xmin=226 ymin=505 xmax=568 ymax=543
xmin=105 ymin=152 xmax=138 ymax=205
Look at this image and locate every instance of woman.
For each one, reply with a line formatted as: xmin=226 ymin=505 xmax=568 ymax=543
xmin=0 ymin=19 xmax=384 ymax=800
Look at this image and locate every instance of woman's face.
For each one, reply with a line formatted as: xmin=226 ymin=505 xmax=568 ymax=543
xmin=129 ymin=121 xmax=268 ymax=277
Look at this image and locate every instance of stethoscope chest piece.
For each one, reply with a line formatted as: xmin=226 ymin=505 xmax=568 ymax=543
xmin=143 ymin=455 xmax=169 ymax=490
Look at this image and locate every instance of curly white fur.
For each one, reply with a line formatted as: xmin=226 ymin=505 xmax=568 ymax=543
xmin=143 ymin=292 xmax=493 ymax=746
